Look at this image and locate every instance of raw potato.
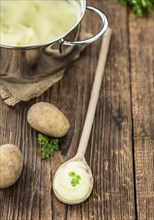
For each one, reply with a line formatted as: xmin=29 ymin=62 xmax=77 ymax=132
xmin=27 ymin=102 xmax=70 ymax=137
xmin=0 ymin=144 xmax=23 ymax=189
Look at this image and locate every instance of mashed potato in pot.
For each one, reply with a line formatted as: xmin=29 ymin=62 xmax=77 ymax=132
xmin=0 ymin=0 xmax=81 ymax=46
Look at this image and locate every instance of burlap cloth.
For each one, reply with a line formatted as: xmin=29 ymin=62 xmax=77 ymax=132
xmin=0 ymin=33 xmax=90 ymax=106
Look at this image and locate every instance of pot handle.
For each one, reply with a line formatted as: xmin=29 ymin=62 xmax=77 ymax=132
xmin=60 ymin=6 xmax=108 ymax=46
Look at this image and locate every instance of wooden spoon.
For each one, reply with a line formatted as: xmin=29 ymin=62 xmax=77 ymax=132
xmin=53 ymin=28 xmax=112 ymax=205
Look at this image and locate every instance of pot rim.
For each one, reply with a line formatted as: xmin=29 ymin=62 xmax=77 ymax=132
xmin=0 ymin=0 xmax=86 ymax=50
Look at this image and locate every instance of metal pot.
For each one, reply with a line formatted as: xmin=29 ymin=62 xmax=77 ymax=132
xmin=0 ymin=1 xmax=108 ymax=83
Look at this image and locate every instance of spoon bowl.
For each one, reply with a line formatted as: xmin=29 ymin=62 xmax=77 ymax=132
xmin=53 ymin=156 xmax=93 ymax=205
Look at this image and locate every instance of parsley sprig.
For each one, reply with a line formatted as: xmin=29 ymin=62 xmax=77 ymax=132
xmin=37 ymin=133 xmax=59 ymax=159
xmin=118 ymin=0 xmax=154 ymax=16
xmin=68 ymin=171 xmax=81 ymax=187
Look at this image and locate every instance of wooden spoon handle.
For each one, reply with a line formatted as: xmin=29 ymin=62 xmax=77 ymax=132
xmin=76 ymin=27 xmax=112 ymax=158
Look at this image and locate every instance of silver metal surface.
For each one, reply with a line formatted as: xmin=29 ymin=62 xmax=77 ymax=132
xmin=62 ymin=6 xmax=108 ymax=46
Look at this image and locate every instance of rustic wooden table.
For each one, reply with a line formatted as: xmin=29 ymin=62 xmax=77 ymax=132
xmin=0 ymin=1 xmax=154 ymax=219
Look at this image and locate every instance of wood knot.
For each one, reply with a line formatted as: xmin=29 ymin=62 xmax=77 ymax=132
xmin=113 ymin=115 xmax=124 ymax=124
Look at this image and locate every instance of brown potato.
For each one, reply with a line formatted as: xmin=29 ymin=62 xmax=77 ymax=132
xmin=0 ymin=144 xmax=23 ymax=188
xmin=27 ymin=102 xmax=70 ymax=137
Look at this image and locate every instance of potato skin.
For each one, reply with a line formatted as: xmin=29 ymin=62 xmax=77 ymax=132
xmin=27 ymin=102 xmax=70 ymax=137
xmin=0 ymin=144 xmax=23 ymax=189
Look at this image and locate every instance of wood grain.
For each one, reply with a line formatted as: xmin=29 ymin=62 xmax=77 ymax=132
xmin=129 ymin=11 xmax=154 ymax=220
xmin=0 ymin=0 xmax=154 ymax=220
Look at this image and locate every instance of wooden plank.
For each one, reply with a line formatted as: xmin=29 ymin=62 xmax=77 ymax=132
xmin=92 ymin=1 xmax=136 ymax=219
xmin=129 ymin=11 xmax=154 ymax=220
xmin=0 ymin=0 xmax=136 ymax=220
